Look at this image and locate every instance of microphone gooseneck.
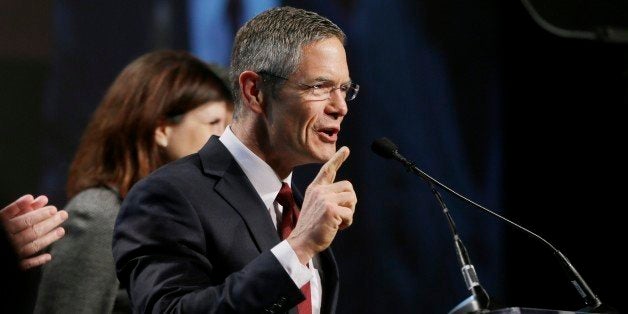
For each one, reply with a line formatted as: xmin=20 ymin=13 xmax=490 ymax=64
xmin=429 ymin=180 xmax=491 ymax=312
xmin=371 ymin=137 xmax=606 ymax=312
xmin=373 ymin=137 xmax=491 ymax=311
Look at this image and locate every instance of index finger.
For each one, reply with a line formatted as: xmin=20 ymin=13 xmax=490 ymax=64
xmin=0 ymin=195 xmax=34 ymax=221
xmin=312 ymin=146 xmax=350 ymax=185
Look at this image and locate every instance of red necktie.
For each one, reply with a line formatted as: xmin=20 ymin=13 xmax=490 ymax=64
xmin=276 ymin=183 xmax=312 ymax=314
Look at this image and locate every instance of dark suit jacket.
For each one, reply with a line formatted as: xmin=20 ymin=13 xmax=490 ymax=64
xmin=113 ymin=136 xmax=339 ymax=313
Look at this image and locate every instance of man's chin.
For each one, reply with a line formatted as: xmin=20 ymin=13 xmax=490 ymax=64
xmin=316 ymin=145 xmax=337 ymax=162
xmin=299 ymin=145 xmax=334 ymax=164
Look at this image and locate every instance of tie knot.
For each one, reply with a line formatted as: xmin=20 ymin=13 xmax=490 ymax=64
xmin=275 ymin=183 xmax=294 ymax=209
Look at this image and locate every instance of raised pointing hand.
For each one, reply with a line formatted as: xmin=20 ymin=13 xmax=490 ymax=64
xmin=288 ymin=146 xmax=357 ymax=264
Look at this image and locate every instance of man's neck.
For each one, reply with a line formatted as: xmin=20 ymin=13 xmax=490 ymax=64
xmin=230 ymin=122 xmax=293 ymax=179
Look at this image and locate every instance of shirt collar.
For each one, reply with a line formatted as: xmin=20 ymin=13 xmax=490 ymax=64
xmin=219 ymin=125 xmax=292 ymax=209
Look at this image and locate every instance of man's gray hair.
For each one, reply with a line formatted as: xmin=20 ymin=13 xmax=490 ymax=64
xmin=229 ymin=6 xmax=346 ymax=119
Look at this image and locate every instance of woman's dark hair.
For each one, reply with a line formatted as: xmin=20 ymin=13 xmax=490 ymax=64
xmin=67 ymin=50 xmax=232 ymax=198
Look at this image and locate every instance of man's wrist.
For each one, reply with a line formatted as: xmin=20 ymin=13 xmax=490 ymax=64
xmin=286 ymin=237 xmax=315 ymax=265
xmin=270 ymin=240 xmax=312 ymax=288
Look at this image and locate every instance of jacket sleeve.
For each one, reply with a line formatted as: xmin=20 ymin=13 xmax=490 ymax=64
xmin=34 ymin=188 xmax=122 ymax=314
xmin=112 ymin=176 xmax=304 ymax=314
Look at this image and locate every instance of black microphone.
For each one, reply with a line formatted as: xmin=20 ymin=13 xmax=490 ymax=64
xmin=371 ymin=137 xmax=612 ymax=313
xmin=372 ymin=137 xmax=490 ymax=313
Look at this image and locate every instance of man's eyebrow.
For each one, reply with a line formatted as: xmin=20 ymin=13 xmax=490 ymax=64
xmin=310 ymin=76 xmax=353 ymax=84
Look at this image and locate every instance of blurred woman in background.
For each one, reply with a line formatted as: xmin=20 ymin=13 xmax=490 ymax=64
xmin=34 ymin=50 xmax=233 ymax=313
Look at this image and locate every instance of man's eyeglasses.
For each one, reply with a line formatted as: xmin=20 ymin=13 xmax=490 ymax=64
xmin=259 ymin=71 xmax=359 ymax=102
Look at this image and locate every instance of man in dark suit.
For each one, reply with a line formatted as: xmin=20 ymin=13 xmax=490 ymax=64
xmin=113 ymin=6 xmax=359 ymax=313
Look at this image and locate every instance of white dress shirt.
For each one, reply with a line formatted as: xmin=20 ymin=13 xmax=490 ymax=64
xmin=220 ymin=126 xmax=321 ymax=314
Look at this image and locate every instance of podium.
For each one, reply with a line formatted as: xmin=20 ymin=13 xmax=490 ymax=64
xmin=487 ymin=308 xmax=611 ymax=314
xmin=448 ymin=295 xmax=616 ymax=314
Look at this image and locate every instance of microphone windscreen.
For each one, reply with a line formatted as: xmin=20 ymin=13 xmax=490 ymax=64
xmin=371 ymin=138 xmax=398 ymax=159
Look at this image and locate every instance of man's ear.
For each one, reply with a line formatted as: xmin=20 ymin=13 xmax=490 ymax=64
xmin=154 ymin=121 xmax=172 ymax=148
xmin=239 ymin=71 xmax=264 ymax=114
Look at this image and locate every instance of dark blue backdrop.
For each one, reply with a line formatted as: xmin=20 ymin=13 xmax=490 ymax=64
xmin=17 ymin=1 xmax=626 ymax=313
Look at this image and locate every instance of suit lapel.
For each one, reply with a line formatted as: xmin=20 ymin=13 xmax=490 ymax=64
xmin=319 ymin=247 xmax=340 ymax=314
xmin=199 ymin=136 xmax=280 ymax=252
